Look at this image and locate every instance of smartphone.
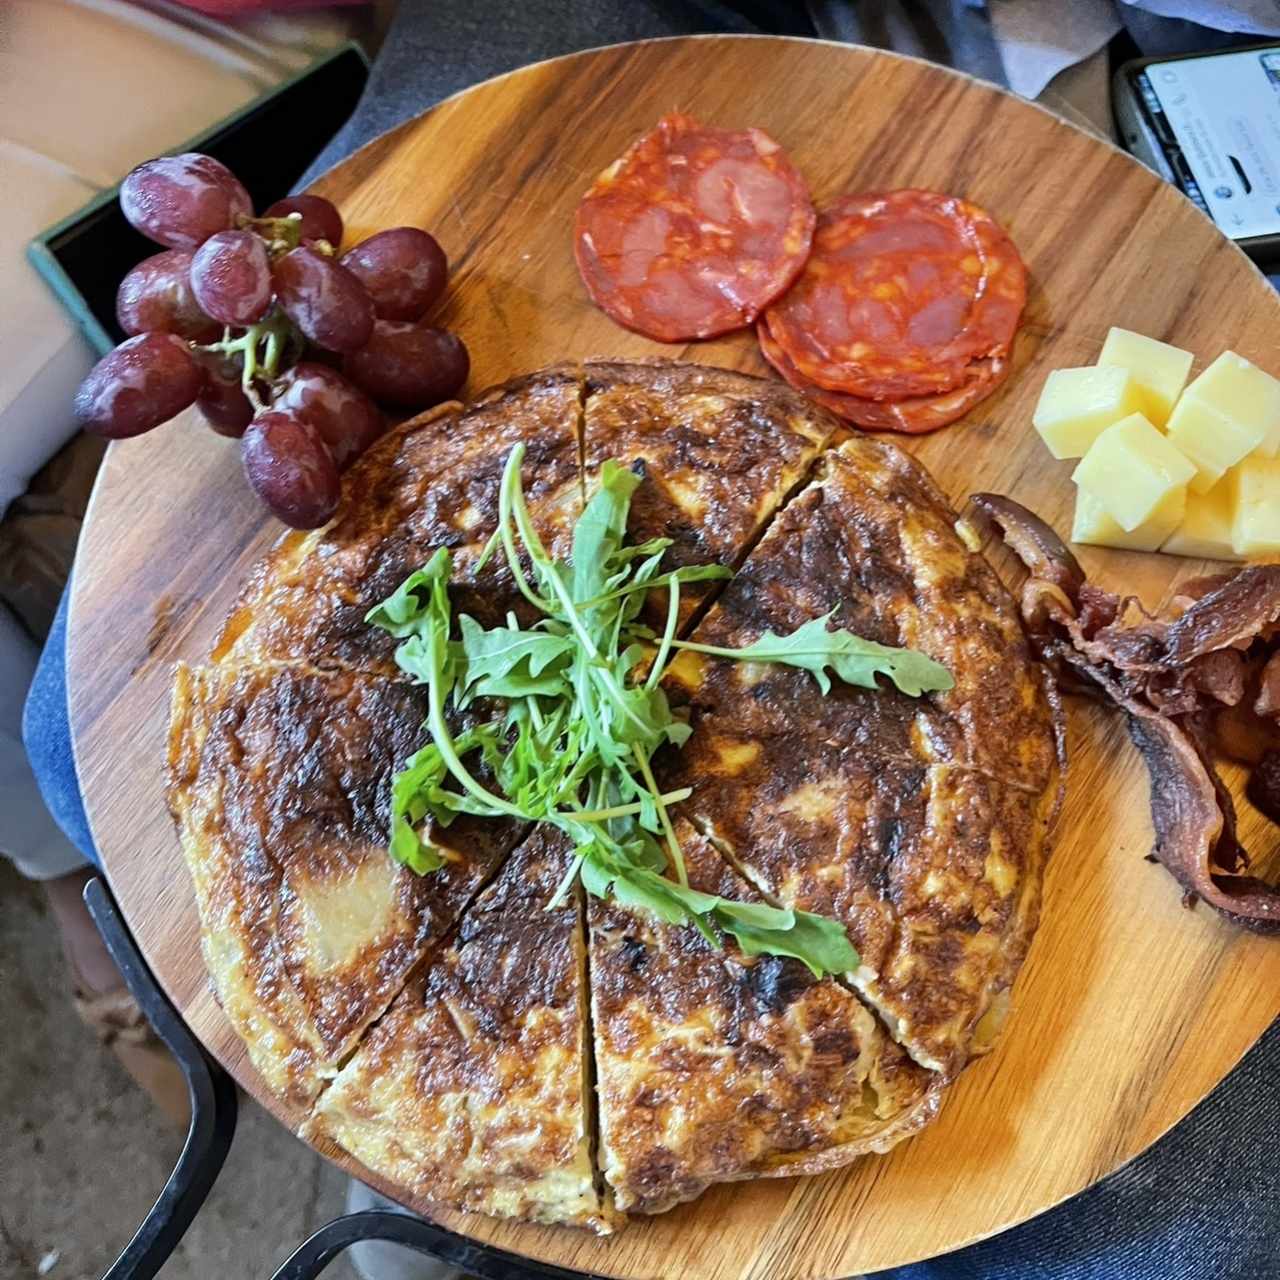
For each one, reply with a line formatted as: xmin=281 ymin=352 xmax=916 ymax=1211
xmin=1114 ymin=42 xmax=1280 ymax=267
xmin=27 ymin=42 xmax=368 ymax=356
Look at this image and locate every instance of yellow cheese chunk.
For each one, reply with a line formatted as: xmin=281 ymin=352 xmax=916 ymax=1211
xmin=1072 ymin=486 xmax=1186 ymax=552
xmin=1032 ymin=366 xmax=1142 ymax=460
xmin=1232 ymin=455 xmax=1280 ymax=558
xmin=1096 ymin=328 xmax=1194 ymax=427
xmin=1166 ymin=393 xmax=1268 ymax=494
xmin=1181 ymin=351 xmax=1280 ymax=459
xmin=1071 ymin=413 xmax=1196 ymax=532
xmin=1161 ymin=485 xmax=1240 ymax=561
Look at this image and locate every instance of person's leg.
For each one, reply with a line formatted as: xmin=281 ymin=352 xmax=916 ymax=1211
xmin=20 ymin=587 xmax=97 ymax=865
xmin=18 ymin=588 xmax=187 ymax=1122
xmin=16 ymin=588 xmax=120 ymax=992
xmin=885 ymin=1023 xmax=1280 ymax=1280
xmin=6 ymin=594 xmax=114 ymax=990
xmin=1 ymin=601 xmax=89 ymax=878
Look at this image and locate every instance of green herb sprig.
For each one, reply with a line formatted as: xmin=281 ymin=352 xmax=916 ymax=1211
xmin=366 ymin=445 xmax=954 ymax=978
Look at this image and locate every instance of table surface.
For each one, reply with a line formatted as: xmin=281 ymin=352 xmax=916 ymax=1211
xmin=68 ymin=34 xmax=1280 ymax=1280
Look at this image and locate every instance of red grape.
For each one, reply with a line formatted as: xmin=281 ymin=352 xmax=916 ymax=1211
xmin=262 ymin=195 xmax=343 ymax=247
xmin=340 ymin=228 xmax=447 ymax=322
xmin=74 ymin=334 xmax=203 ymax=438
xmin=343 ymin=323 xmax=469 ymax=409
xmin=120 ymin=153 xmax=252 ymax=250
xmin=242 ymin=410 xmax=341 ymax=528
xmin=190 ymin=230 xmax=272 ymax=327
xmin=195 ymin=354 xmax=253 ymax=437
xmin=272 ymin=363 xmax=385 ymax=469
xmin=116 ymin=249 xmax=219 ymax=342
xmin=272 ymin=245 xmax=375 ymax=353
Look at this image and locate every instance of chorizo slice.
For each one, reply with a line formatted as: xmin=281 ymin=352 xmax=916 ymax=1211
xmin=574 ymin=113 xmax=815 ymax=342
xmin=762 ymin=190 xmax=1025 ymax=399
xmin=757 ymin=321 xmax=1009 ymax=435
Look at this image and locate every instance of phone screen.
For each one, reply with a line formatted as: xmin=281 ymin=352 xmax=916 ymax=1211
xmin=1134 ymin=47 xmax=1280 ymax=240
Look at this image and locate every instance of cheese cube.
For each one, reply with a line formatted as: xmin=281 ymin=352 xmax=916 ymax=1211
xmin=1032 ymin=366 xmax=1142 ymax=459
xmin=1181 ymin=351 xmax=1280 ymax=459
xmin=1071 ymin=413 xmax=1196 ymax=532
xmin=1097 ymin=328 xmax=1194 ymax=427
xmin=1166 ymin=393 xmax=1268 ymax=494
xmin=1072 ymin=486 xmax=1185 ymax=552
xmin=1232 ymin=455 xmax=1280 ymax=558
xmin=1161 ymin=485 xmax=1240 ymax=561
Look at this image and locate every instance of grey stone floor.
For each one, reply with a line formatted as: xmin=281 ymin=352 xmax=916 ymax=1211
xmin=0 ymin=858 xmax=356 ymax=1280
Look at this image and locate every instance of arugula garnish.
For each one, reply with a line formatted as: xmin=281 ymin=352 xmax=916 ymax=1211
xmin=366 ymin=445 xmax=954 ymax=978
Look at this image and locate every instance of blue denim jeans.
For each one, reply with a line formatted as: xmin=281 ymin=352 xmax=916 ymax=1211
xmin=22 ymin=589 xmax=97 ymax=867
xmin=21 ymin=2 xmax=1280 ymax=1273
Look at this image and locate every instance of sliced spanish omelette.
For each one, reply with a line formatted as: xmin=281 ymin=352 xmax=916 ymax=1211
xmin=306 ymin=828 xmax=613 ymax=1232
xmin=168 ymin=359 xmax=1063 ymax=1230
xmin=166 ymin=661 xmax=523 ymax=1104
xmin=589 ymin=821 xmax=942 ymax=1214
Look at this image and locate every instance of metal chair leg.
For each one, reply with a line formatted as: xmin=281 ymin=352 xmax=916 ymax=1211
xmin=84 ymin=877 xmax=238 ymax=1280
xmin=269 ymin=1209 xmax=604 ymax=1280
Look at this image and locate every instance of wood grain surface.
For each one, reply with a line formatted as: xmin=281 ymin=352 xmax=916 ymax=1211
xmin=68 ymin=35 xmax=1280 ymax=1279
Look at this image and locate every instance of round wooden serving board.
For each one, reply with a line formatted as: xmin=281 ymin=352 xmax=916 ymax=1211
xmin=69 ymin=35 xmax=1280 ymax=1279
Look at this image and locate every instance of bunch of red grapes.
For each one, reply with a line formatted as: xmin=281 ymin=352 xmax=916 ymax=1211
xmin=74 ymin=153 xmax=469 ymax=528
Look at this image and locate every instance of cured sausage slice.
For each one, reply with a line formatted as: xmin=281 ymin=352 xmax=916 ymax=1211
xmin=762 ymin=190 xmax=1026 ymax=399
xmin=574 ymin=114 xmax=815 ymax=342
xmin=757 ymin=322 xmax=1009 ymax=435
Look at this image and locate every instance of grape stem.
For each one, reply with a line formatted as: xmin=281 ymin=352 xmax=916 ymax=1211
xmin=196 ymin=307 xmax=300 ymax=404
xmin=238 ymin=211 xmax=302 ymax=256
xmin=236 ymin=211 xmax=335 ymax=258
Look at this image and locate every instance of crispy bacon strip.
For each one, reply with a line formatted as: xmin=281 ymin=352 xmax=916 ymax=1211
xmin=972 ymin=493 xmax=1280 ymax=935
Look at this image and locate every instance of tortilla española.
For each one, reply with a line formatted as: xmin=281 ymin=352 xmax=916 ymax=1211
xmin=167 ymin=359 xmax=1063 ymax=1231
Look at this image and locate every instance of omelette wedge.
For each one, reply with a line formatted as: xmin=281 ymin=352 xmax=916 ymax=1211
xmin=583 ymin=360 xmax=836 ymax=622
xmin=589 ymin=823 xmax=942 ymax=1213
xmin=213 ymin=367 xmax=585 ymax=676
xmin=167 ymin=661 xmax=522 ymax=1103
xmin=307 ymin=828 xmax=614 ymax=1232
xmin=666 ymin=436 xmax=1062 ymax=794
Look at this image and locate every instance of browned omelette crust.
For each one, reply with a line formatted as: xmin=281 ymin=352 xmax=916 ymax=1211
xmin=663 ymin=438 xmax=1063 ymax=1077
xmin=307 ymin=829 xmax=613 ymax=1231
xmin=589 ymin=824 xmax=941 ymax=1215
xmin=584 ymin=360 xmax=836 ymax=620
xmin=214 ymin=368 xmax=585 ymax=676
xmin=166 ymin=662 xmax=522 ymax=1104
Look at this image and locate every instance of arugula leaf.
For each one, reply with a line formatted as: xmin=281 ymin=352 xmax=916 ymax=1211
xmin=578 ymin=562 xmax=731 ymax=612
xmin=673 ymin=610 xmax=955 ymax=697
xmin=364 ymin=548 xmax=451 ymax=637
xmin=387 ymin=725 xmax=506 ymax=873
xmin=718 ymin=905 xmax=860 ymax=978
xmin=457 ymin=615 xmax=572 ymax=700
xmin=570 ymin=459 xmax=642 ymax=606
xmin=573 ymin=825 xmax=859 ymax=973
